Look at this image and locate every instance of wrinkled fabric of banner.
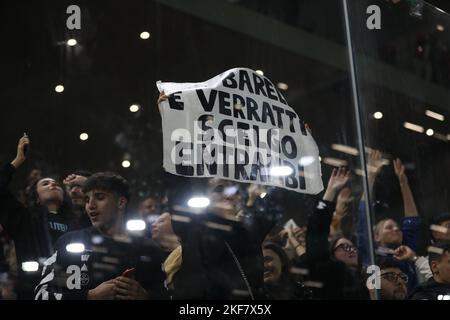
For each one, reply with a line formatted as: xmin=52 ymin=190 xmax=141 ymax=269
xmin=157 ymin=68 xmax=323 ymax=194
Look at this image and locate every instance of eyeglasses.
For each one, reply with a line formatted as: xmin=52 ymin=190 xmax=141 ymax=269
xmin=333 ymin=243 xmax=357 ymax=253
xmin=381 ymin=272 xmax=408 ymax=284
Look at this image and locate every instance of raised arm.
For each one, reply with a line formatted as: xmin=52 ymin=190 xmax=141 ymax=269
xmin=393 ymin=158 xmax=418 ymax=217
xmin=323 ymin=168 xmax=351 ymax=202
xmin=306 ymin=168 xmax=349 ymax=261
xmin=0 ymin=135 xmax=31 ymax=239
xmin=11 ymin=134 xmax=30 ymax=169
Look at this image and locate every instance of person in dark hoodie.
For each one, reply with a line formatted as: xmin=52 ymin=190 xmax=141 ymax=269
xmin=0 ymin=135 xmax=76 ymax=299
xmin=34 ymin=172 xmax=167 ymax=300
xmin=409 ymin=241 xmax=450 ymax=300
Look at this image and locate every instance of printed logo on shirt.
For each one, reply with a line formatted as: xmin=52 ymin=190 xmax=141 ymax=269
xmin=80 ymin=272 xmax=90 ymax=286
xmin=66 ymin=264 xmax=90 ymax=289
xmin=49 ymin=221 xmax=68 ymax=232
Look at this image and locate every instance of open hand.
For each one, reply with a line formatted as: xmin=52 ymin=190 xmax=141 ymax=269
xmin=393 ymin=158 xmax=408 ymax=184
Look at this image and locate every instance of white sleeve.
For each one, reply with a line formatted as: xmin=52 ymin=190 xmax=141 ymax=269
xmin=415 ymin=255 xmax=432 ymax=284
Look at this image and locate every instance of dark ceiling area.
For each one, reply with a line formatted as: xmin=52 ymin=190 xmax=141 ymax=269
xmin=0 ymin=0 xmax=448 ymax=222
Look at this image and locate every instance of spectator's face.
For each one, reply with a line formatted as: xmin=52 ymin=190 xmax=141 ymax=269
xmin=85 ymin=190 xmax=123 ymax=230
xmin=36 ymin=178 xmax=64 ymax=206
xmin=432 ymin=220 xmax=450 ymax=242
xmin=208 ymin=180 xmax=241 ymax=218
xmin=432 ymin=252 xmax=450 ymax=284
xmin=66 ymin=175 xmax=88 ymax=207
xmin=263 ymin=249 xmax=282 ymax=284
xmin=377 ymin=219 xmax=402 ymax=247
xmin=333 ymin=238 xmax=358 ymax=268
xmin=139 ymin=198 xmax=158 ymax=218
xmin=379 ymin=267 xmax=407 ymax=300
xmin=0 ymin=280 xmax=17 ymax=300
xmin=151 ymin=212 xmax=175 ymax=243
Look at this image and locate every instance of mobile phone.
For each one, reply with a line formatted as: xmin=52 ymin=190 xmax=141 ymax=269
xmin=23 ymin=132 xmax=29 ymax=156
xmin=121 ymin=268 xmax=136 ymax=278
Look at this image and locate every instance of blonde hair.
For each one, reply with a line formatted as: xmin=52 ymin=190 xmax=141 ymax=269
xmin=373 ymin=218 xmax=398 ymax=244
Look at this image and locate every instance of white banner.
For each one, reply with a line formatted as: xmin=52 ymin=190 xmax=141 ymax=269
xmin=157 ymin=68 xmax=323 ymax=194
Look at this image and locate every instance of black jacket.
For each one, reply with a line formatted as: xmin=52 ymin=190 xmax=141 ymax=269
xmin=409 ymin=278 xmax=450 ymax=300
xmin=172 ymin=212 xmax=269 ymax=299
xmin=34 ymin=227 xmax=167 ymax=300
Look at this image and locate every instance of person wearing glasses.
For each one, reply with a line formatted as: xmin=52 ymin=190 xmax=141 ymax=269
xmin=370 ymin=256 xmax=408 ymax=300
xmin=298 ymin=168 xmax=370 ymax=300
xmin=331 ymin=238 xmax=358 ymax=269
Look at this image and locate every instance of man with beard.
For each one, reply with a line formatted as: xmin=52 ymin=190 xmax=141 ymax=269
xmin=369 ymin=256 xmax=408 ymax=300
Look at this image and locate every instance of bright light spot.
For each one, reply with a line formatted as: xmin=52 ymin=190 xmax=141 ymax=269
xmin=270 ymin=166 xmax=294 ymax=176
xmin=129 ymin=104 xmax=140 ymax=113
xmin=22 ymin=261 xmax=39 ymax=272
xmin=319 ymin=156 xmax=322 ymax=162
xmin=260 ymin=192 xmax=267 ymax=199
xmin=67 ymin=39 xmax=77 ymax=46
xmin=122 ymin=160 xmax=131 ymax=168
xmin=417 ymin=46 xmax=423 ymax=53
xmin=79 ymin=133 xmax=88 ymax=141
xmin=431 ymin=132 xmax=448 ymax=142
xmin=126 ymin=219 xmax=146 ymax=231
xmin=426 ymin=129 xmax=434 ymax=136
xmin=374 ymin=112 xmax=383 ymax=119
xmin=92 ymin=235 xmax=103 ymax=244
xmin=277 ymin=82 xmax=288 ymax=91
xmin=331 ymin=144 xmax=359 ymax=156
xmin=425 ymin=110 xmax=444 ymax=121
xmin=299 ymin=156 xmax=315 ymax=166
xmin=256 ymin=70 xmax=264 ymax=76
xmin=66 ymin=243 xmax=85 ymax=253
xmin=187 ymin=197 xmax=210 ymax=208
xmin=322 ymin=157 xmax=348 ymax=167
xmin=437 ymin=24 xmax=445 ymax=32
xmin=140 ymin=31 xmax=150 ymax=39
xmin=55 ymin=85 xmax=64 ymax=93
xmin=404 ymin=122 xmax=424 ymax=133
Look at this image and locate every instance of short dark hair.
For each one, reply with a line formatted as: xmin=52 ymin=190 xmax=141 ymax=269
xmin=83 ymin=172 xmax=130 ymax=202
xmin=428 ymin=241 xmax=450 ymax=265
xmin=376 ymin=255 xmax=403 ymax=271
xmin=430 ymin=212 xmax=450 ymax=226
xmin=429 ymin=212 xmax=450 ymax=242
